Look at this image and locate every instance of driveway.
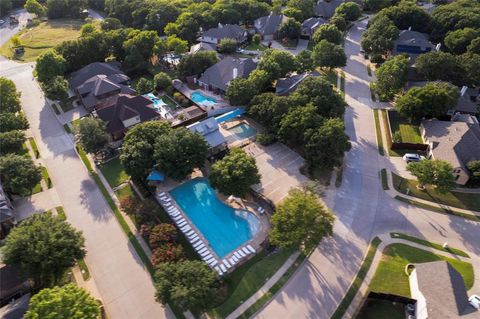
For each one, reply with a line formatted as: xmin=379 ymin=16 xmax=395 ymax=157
xmin=261 ymin=39 xmax=309 ymax=56
xmin=245 ymin=142 xmax=309 ymax=204
xmin=254 ymin=17 xmax=480 ymax=319
xmin=0 ymin=58 xmax=171 ymax=319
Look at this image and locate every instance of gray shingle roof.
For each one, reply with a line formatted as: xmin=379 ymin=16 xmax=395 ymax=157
xmin=314 ymin=0 xmax=344 ymax=18
xmin=422 ymin=119 xmax=480 ymax=169
xmin=301 ymin=17 xmax=327 ymax=35
xmin=69 ymin=62 xmax=126 ymax=89
xmin=197 ymin=57 xmax=257 ymax=92
xmin=394 ymin=30 xmax=435 ymax=49
xmin=276 ymin=71 xmax=320 ymax=96
xmin=187 ymin=117 xmax=225 ymax=148
xmin=413 ymin=261 xmax=476 ymax=318
xmin=202 ymin=24 xmax=246 ymax=42
xmin=190 ymin=42 xmax=217 ymax=54
xmin=254 ymin=14 xmax=286 ymax=36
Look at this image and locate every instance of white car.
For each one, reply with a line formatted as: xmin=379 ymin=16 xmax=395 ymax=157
xmin=403 ymin=153 xmax=424 ymax=163
xmin=469 ymin=295 xmax=480 ymax=309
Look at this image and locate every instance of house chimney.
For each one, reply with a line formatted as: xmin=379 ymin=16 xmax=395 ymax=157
xmin=460 ymin=86 xmax=468 ymax=96
xmin=435 ymin=43 xmax=441 ymax=51
xmin=233 ymin=67 xmax=238 ymax=79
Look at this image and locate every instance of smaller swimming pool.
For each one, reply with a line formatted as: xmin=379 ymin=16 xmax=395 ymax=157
xmin=191 ymin=91 xmax=217 ymax=106
xmin=229 ymin=123 xmax=256 ymax=140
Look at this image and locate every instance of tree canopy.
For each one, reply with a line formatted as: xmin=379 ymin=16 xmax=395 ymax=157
xmin=374 ymin=2 xmax=431 ymax=33
xmin=178 ymin=51 xmax=218 ymax=77
xmin=25 ymin=0 xmax=46 ymax=17
xmin=312 ymin=39 xmax=346 ymax=69
xmin=258 ymin=49 xmax=298 ymax=80
xmin=373 ymin=54 xmax=409 ymax=101
xmin=278 ymin=103 xmax=323 ymax=145
xmin=217 ymin=38 xmax=238 ymax=54
xmin=312 ymin=24 xmax=343 ymax=45
xmin=42 ymin=76 xmax=69 ymax=101
xmin=25 ymin=284 xmax=100 ymax=319
xmin=154 ymin=128 xmax=209 ymax=180
xmin=407 ymin=160 xmax=456 ymax=193
xmin=247 ymin=93 xmax=291 ymax=133
xmin=395 ymin=82 xmax=459 ymax=120
xmin=226 ymin=78 xmax=257 ymax=106
xmin=209 ymin=148 xmax=260 ymax=197
xmin=361 ymin=15 xmax=399 ymax=57
xmin=430 ymin=0 xmax=480 ymax=42
xmin=154 ymin=72 xmax=172 ymax=91
xmin=287 ymin=0 xmax=315 ymax=21
xmin=0 ymin=112 xmax=29 ymax=133
xmin=3 ymin=212 xmax=85 ymax=288
xmin=74 ymin=117 xmax=109 ymax=155
xmin=0 ymin=154 xmax=41 ymax=196
xmin=415 ymin=52 xmax=465 ymax=85
xmin=154 ymin=260 xmax=220 ymax=310
xmin=270 ymin=188 xmax=335 ymax=249
xmin=120 ymin=121 xmax=172 ymax=180
xmin=0 ymin=130 xmax=26 ymax=155
xmin=279 ymin=19 xmax=302 ymax=40
xmin=0 ymin=77 xmax=21 ymax=114
xmin=444 ymin=28 xmax=480 ymax=55
xmin=335 ymin=2 xmax=361 ymax=21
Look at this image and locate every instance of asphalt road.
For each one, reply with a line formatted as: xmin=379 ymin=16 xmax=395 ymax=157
xmin=254 ymin=17 xmax=480 ymax=319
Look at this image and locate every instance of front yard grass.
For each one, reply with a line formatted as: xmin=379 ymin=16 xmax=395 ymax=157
xmin=99 ymin=157 xmax=129 ymax=188
xmin=373 ymin=109 xmax=384 ymax=156
xmin=319 ymin=69 xmax=337 ymax=88
xmin=28 ymin=137 xmax=40 ymax=158
xmin=390 ymin=232 xmax=469 ymax=258
xmin=392 ymin=172 xmax=480 ymax=212
xmin=369 ymin=243 xmax=474 ymax=297
xmin=244 ymin=42 xmax=267 ymax=51
xmin=388 ymin=110 xmax=423 ymax=144
xmin=212 ymin=248 xmax=294 ymax=318
xmin=40 ymin=166 xmax=52 ymax=189
xmin=115 ymin=183 xmax=134 ymax=201
xmin=0 ymin=19 xmax=86 ymax=62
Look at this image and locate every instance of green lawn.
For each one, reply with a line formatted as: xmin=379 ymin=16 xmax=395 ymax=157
xmin=77 ymin=258 xmax=91 ymax=281
xmin=390 ymin=233 xmax=469 ymax=258
xmin=356 ymin=299 xmax=404 ymax=319
xmin=244 ymin=42 xmax=267 ymax=51
xmin=40 ymin=166 xmax=52 ymax=189
xmin=369 ymin=244 xmax=474 ymax=297
xmin=373 ymin=109 xmax=384 ymax=156
xmin=331 ymin=237 xmax=382 ymax=319
xmin=28 ymin=137 xmax=40 ymax=158
xmin=115 ymin=184 xmax=135 ymax=201
xmin=212 ymin=249 xmax=294 ymax=318
xmin=0 ymin=19 xmax=87 ymax=62
xmin=99 ymin=157 xmax=129 ymax=188
xmin=59 ymin=97 xmax=75 ymax=112
xmin=161 ymin=95 xmax=179 ymax=110
xmin=56 ymin=206 xmax=66 ymax=220
xmin=388 ymin=110 xmax=423 ymax=144
xmin=392 ymin=172 xmax=480 ymax=212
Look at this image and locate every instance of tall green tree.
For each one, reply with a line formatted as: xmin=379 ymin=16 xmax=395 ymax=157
xmin=177 ymin=51 xmax=218 ymax=77
xmin=247 ymin=93 xmax=291 ymax=132
xmin=0 ymin=77 xmax=21 ymax=114
xmin=35 ymin=50 xmax=66 ymax=83
xmin=304 ymin=118 xmax=351 ymax=171
xmin=467 ymin=160 xmax=480 ymax=186
xmin=135 ymin=78 xmax=154 ymax=94
xmin=74 ymin=117 xmax=109 ymax=155
xmin=25 ymin=0 xmax=45 ymax=16
xmin=154 ymin=260 xmax=220 ymax=310
xmin=415 ymin=52 xmax=465 ymax=85
xmin=295 ymin=49 xmax=314 ymax=73
xmin=0 ymin=130 xmax=26 ymax=155
xmin=407 ymin=160 xmax=456 ymax=193
xmin=335 ymin=2 xmax=361 ymax=21
xmin=430 ymin=0 xmax=480 ymax=42
xmin=444 ymin=28 xmax=480 ymax=54
xmin=270 ymin=188 xmax=335 ymax=249
xmin=226 ymin=78 xmax=257 ymax=106
xmin=42 ymin=76 xmax=68 ymax=101
xmin=279 ymin=19 xmax=302 ymax=40
xmin=287 ymin=0 xmax=315 ymax=21
xmin=467 ymin=37 xmax=480 ymax=54
xmin=364 ymin=0 xmax=390 ymax=12
xmin=395 ymin=82 xmax=459 ymax=120
xmin=277 ymin=104 xmax=323 ymax=145
xmin=373 ymin=54 xmax=409 ymax=101
xmin=25 ymin=284 xmax=100 ymax=319
xmin=217 ymin=38 xmax=238 ymax=54
xmin=0 ymin=154 xmax=41 ymax=196
xmin=3 ymin=213 xmax=85 ymax=288
xmin=0 ymin=112 xmax=29 ymax=133
xmin=154 ymin=72 xmax=172 ymax=91
xmin=459 ymin=53 xmax=480 ymax=87
xmin=120 ymin=121 xmax=171 ymax=180
xmin=312 ymin=40 xmax=346 ymax=69
xmin=258 ymin=49 xmax=298 ymax=80
xmin=361 ymin=15 xmax=399 ymax=57
xmin=375 ymin=2 xmax=431 ymax=33
xmin=166 ymin=35 xmax=189 ymax=55
xmin=209 ymin=148 xmax=260 ymax=197
xmin=312 ymin=24 xmax=343 ymax=45
xmin=154 ymin=128 xmax=209 ymax=180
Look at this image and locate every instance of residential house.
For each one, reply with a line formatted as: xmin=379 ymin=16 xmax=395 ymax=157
xmin=189 ymin=42 xmax=217 ymax=55
xmin=314 ymin=0 xmax=345 ymax=19
xmin=409 ymin=261 xmax=478 ymax=319
xmin=196 ymin=57 xmax=257 ymax=95
xmin=254 ymin=13 xmax=287 ymax=41
xmin=393 ymin=30 xmax=435 ymax=56
xmin=276 ymin=71 xmax=320 ymax=96
xmin=93 ymin=94 xmax=160 ymax=141
xmin=199 ymin=24 xmax=247 ymax=45
xmin=0 ymin=264 xmax=31 ymax=306
xmin=187 ymin=117 xmax=227 ymax=154
xmin=301 ymin=17 xmax=327 ymax=39
xmin=0 ymin=294 xmax=30 ymax=319
xmin=420 ymin=119 xmax=480 ymax=185
xmin=69 ymin=62 xmax=134 ymax=112
xmin=0 ymin=181 xmax=14 ymax=239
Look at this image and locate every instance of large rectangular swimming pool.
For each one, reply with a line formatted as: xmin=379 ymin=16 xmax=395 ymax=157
xmin=228 ymin=122 xmax=257 ymax=140
xmin=170 ymin=178 xmax=260 ymax=258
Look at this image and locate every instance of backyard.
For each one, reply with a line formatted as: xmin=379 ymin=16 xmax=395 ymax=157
xmin=244 ymin=42 xmax=267 ymax=51
xmin=356 ymin=299 xmax=405 ymax=319
xmin=0 ymin=19 xmax=88 ymax=62
xmin=392 ymin=172 xmax=480 ymax=211
xmin=382 ymin=110 xmax=423 ymax=157
xmin=369 ymin=244 xmax=474 ymax=297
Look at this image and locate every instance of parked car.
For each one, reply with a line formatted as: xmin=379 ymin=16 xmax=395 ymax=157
xmin=469 ymin=295 xmax=480 ymax=309
xmin=403 ymin=153 xmax=424 ymax=163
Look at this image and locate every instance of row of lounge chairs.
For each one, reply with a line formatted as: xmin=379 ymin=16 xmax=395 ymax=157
xmin=156 ymin=192 xmax=220 ymax=270
xmin=214 ymin=244 xmax=256 ymax=276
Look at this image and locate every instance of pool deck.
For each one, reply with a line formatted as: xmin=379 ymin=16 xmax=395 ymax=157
xmin=154 ymin=173 xmax=269 ymax=275
xmin=173 ymin=80 xmax=231 ymax=112
xmin=219 ymin=117 xmax=262 ymax=148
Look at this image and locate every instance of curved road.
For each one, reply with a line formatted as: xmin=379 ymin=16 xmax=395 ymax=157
xmin=254 ymin=17 xmax=480 ymax=319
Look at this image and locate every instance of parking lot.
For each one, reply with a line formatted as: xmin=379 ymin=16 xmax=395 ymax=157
xmin=244 ymin=142 xmax=310 ymax=204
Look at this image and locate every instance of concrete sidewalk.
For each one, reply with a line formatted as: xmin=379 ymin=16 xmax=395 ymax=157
xmin=343 ymin=233 xmax=480 ymax=319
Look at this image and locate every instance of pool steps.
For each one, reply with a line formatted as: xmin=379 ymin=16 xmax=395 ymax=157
xmin=156 ymin=191 xmax=258 ymax=276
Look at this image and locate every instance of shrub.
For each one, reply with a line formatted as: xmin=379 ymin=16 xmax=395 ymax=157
xmin=151 ymin=243 xmax=184 ymax=265
xmin=149 ymin=223 xmax=178 ymax=249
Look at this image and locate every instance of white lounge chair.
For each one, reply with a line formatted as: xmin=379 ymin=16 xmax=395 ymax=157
xmin=232 ymin=255 xmax=239 ymax=263
xmin=242 ymin=247 xmax=250 ymax=255
xmin=198 ymin=247 xmax=207 ymax=254
xmin=205 ymin=257 xmax=215 ymax=264
xmin=190 ymin=235 xmax=199 ymax=242
xmin=177 ymin=221 xmax=187 ymax=227
xmin=209 ymin=260 xmax=218 ymax=267
xmin=163 ymin=202 xmax=172 ymax=207
xmin=223 ymin=260 xmax=232 ymax=268
xmin=247 ymin=244 xmax=256 ymax=253
xmin=229 ymin=257 xmax=236 ymax=265
xmin=159 ymin=192 xmax=166 ymax=196
xmin=193 ymin=241 xmax=203 ymax=248
xmin=214 ymin=265 xmax=222 ymax=274
xmin=160 ymin=196 xmax=170 ymax=202
xmin=234 ymin=252 xmax=242 ymax=259
xmin=167 ymin=205 xmax=176 ymax=211
xmin=195 ymin=243 xmax=205 ymax=250
xmin=186 ymin=230 xmax=194 ymax=236
xmin=176 ymin=217 xmax=186 ymax=223
xmin=237 ymin=250 xmax=246 ymax=257
xmin=181 ymin=225 xmax=191 ymax=232
xmin=203 ymin=254 xmax=212 ymax=260
xmin=220 ymin=264 xmax=227 ymax=273
xmin=172 ymin=214 xmax=182 ymax=220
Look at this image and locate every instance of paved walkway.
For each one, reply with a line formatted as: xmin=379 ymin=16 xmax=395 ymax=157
xmin=13 ymin=188 xmax=62 ymax=221
xmin=226 ymin=251 xmax=301 ymax=319
xmin=343 ymin=233 xmax=480 ymax=318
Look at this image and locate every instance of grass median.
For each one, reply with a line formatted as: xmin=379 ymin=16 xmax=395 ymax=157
xmin=373 ymin=110 xmax=384 ymax=156
xmin=390 ymin=232 xmax=469 ymax=258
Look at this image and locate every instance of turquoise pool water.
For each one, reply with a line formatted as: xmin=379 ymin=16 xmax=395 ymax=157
xmin=229 ymin=122 xmax=257 ymax=140
xmin=170 ymin=178 xmax=260 ymax=258
xmin=215 ymin=108 xmax=245 ymax=123
xmin=191 ymin=91 xmax=217 ymax=106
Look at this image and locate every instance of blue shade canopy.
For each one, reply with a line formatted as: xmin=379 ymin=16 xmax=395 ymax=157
xmin=147 ymin=170 xmax=165 ymax=182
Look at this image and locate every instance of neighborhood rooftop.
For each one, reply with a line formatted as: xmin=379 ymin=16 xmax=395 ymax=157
xmin=197 ymin=57 xmax=257 ymax=92
xmin=254 ymin=13 xmax=285 ymax=37
xmin=314 ymin=0 xmax=345 ymax=19
xmin=187 ymin=117 xmax=225 ymax=149
xmin=69 ymin=62 xmax=126 ymax=89
xmin=276 ymin=71 xmax=320 ymax=96
xmin=201 ymin=24 xmax=246 ymax=43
